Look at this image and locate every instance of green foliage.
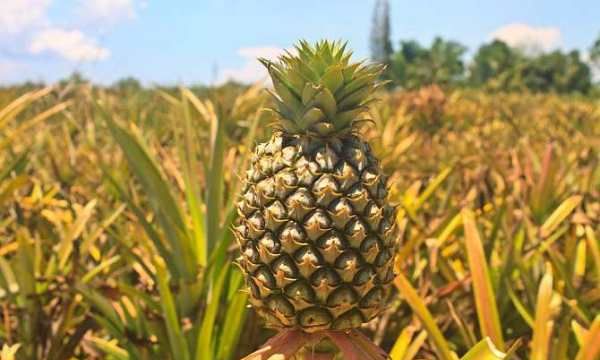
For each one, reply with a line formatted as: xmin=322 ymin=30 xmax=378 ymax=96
xmin=368 ymin=88 xmax=600 ymax=359
xmin=589 ymin=32 xmax=600 ymax=71
xmin=390 ymin=37 xmax=467 ymax=88
xmin=0 ymin=83 xmax=266 ymax=359
xmin=520 ymin=50 xmax=591 ymax=94
xmin=0 ymin=79 xmax=599 ymax=359
xmin=469 ymin=40 xmax=520 ymax=90
xmin=388 ymin=36 xmax=596 ymax=94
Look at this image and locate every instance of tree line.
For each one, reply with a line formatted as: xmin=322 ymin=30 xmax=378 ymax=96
xmin=370 ymin=0 xmax=600 ymax=94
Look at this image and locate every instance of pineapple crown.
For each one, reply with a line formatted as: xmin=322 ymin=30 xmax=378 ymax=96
xmin=259 ymin=40 xmax=386 ymax=137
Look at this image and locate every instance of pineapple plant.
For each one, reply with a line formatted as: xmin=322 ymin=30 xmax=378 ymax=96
xmin=234 ymin=40 xmax=398 ymax=358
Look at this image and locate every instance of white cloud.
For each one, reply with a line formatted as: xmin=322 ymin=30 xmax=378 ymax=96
xmin=29 ymin=28 xmax=110 ymax=62
xmin=78 ymin=0 xmax=136 ymax=23
xmin=218 ymin=46 xmax=287 ymax=84
xmin=0 ymin=0 xmax=51 ymax=33
xmin=490 ymin=23 xmax=562 ymax=52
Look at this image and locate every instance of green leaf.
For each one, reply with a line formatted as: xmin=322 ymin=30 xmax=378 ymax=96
xmin=102 ymin=111 xmax=195 ymax=279
xmin=155 ymin=256 xmax=191 ymax=360
xmin=77 ymin=285 xmax=124 ymax=335
xmin=216 ymin=290 xmax=248 ymax=360
xmin=100 ymin=165 xmax=178 ymax=276
xmin=301 ymin=107 xmax=325 ymax=128
xmin=206 ymin=102 xmax=225 ymax=257
xmin=195 ymin=263 xmax=230 ymax=360
xmin=178 ymin=90 xmax=207 ymax=266
xmin=321 ymin=65 xmax=344 ymax=94
xmin=0 ymin=150 xmax=29 ymax=183
xmin=312 ymin=87 xmax=337 ymax=119
xmin=81 ymin=256 xmax=121 ymax=284
xmin=87 ymin=337 xmax=131 ymax=360
xmin=301 ymin=83 xmax=320 ymax=105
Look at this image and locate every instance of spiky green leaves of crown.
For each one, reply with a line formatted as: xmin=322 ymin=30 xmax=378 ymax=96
xmin=260 ymin=40 xmax=386 ymax=137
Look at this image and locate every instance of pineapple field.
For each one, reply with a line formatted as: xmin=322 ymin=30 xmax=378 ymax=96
xmin=0 ymin=48 xmax=599 ymax=359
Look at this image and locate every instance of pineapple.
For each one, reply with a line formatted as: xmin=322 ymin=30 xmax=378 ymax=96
xmin=234 ymin=40 xmax=397 ymax=333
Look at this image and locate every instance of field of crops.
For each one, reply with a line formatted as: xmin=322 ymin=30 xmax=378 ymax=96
xmin=0 ymin=82 xmax=598 ymax=359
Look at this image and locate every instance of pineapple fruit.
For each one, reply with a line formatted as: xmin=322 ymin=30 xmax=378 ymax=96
xmin=235 ymin=40 xmax=397 ymax=333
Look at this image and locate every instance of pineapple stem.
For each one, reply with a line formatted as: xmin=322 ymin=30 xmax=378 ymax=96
xmin=241 ymin=329 xmax=389 ymax=360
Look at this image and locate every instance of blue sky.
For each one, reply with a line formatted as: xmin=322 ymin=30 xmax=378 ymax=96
xmin=1 ymin=0 xmax=599 ymax=85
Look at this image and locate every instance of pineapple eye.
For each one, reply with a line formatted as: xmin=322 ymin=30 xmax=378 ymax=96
xmin=312 ymin=174 xmax=341 ymax=207
xmin=264 ymin=136 xmax=283 ymax=155
xmin=361 ymin=168 xmax=379 ymax=186
xmin=346 ymin=185 xmax=370 ymax=212
xmin=242 ymin=242 xmax=259 ymax=263
xmin=255 ymin=178 xmax=276 ymax=205
xmin=281 ymin=146 xmax=297 ymax=164
xmin=254 ymin=266 xmax=276 ymax=289
xmin=280 ymin=221 xmax=307 ymax=252
xmin=359 ymin=287 xmax=385 ymax=308
xmin=346 ymin=146 xmax=367 ymax=172
xmin=294 ymin=246 xmax=322 ymax=267
xmin=285 ymin=189 xmax=316 ymax=222
xmin=264 ymin=201 xmax=287 ymax=231
xmin=334 ymin=250 xmax=362 ymax=283
xmin=310 ymin=267 xmax=341 ymax=288
xmin=317 ymin=233 xmax=345 ymax=251
xmin=266 ymin=295 xmax=294 ymax=318
xmin=332 ymin=309 xmax=364 ymax=330
xmin=374 ymin=249 xmax=392 ymax=267
xmin=353 ymin=266 xmax=377 ymax=286
xmin=364 ymin=202 xmax=384 ymax=230
xmin=258 ymin=233 xmax=280 ymax=253
xmin=259 ymin=156 xmax=273 ymax=176
xmin=327 ymin=285 xmax=358 ymax=307
xmin=271 ymin=255 xmax=298 ymax=279
xmin=294 ymin=156 xmax=320 ymax=186
xmin=345 ymin=218 xmax=368 ymax=248
xmin=360 ymin=237 xmax=381 ymax=263
xmin=246 ymin=212 xmax=266 ymax=239
xmin=303 ymin=210 xmax=332 ymax=241
xmin=285 ymin=280 xmax=315 ymax=302
xmin=298 ymin=307 xmax=332 ymax=328
xmin=314 ymin=145 xmax=339 ymax=171
xmin=333 ymin=161 xmax=359 ymax=191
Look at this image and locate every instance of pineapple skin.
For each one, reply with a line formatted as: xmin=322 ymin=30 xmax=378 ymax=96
xmin=235 ymin=132 xmax=397 ymax=333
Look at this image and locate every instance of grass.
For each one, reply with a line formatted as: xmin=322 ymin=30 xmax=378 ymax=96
xmin=0 ymin=82 xmax=598 ymax=359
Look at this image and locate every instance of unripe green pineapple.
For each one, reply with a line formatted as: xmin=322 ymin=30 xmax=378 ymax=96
xmin=234 ymin=40 xmax=397 ymax=333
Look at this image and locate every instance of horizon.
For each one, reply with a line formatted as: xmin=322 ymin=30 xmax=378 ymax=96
xmin=1 ymin=0 xmax=599 ymax=86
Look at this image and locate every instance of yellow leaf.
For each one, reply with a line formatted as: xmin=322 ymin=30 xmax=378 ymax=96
xmin=539 ymin=195 xmax=582 ymax=238
xmin=575 ymin=315 xmax=600 ymax=360
xmin=462 ymin=209 xmax=505 ymax=350
xmin=530 ymin=263 xmax=561 ymax=360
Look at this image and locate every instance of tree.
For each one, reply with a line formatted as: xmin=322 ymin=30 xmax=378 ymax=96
xmin=427 ymin=37 xmax=467 ymax=85
xmin=389 ymin=37 xmax=466 ymax=88
xmin=370 ymin=0 xmax=393 ymax=65
xmin=469 ymin=40 xmax=520 ymax=89
xmin=59 ymin=71 xmax=89 ymax=86
xmin=113 ymin=76 xmax=142 ymax=92
xmin=590 ymin=32 xmax=600 ymax=79
xmin=591 ymin=33 xmax=600 ymax=95
xmin=521 ymin=50 xmax=591 ymax=94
